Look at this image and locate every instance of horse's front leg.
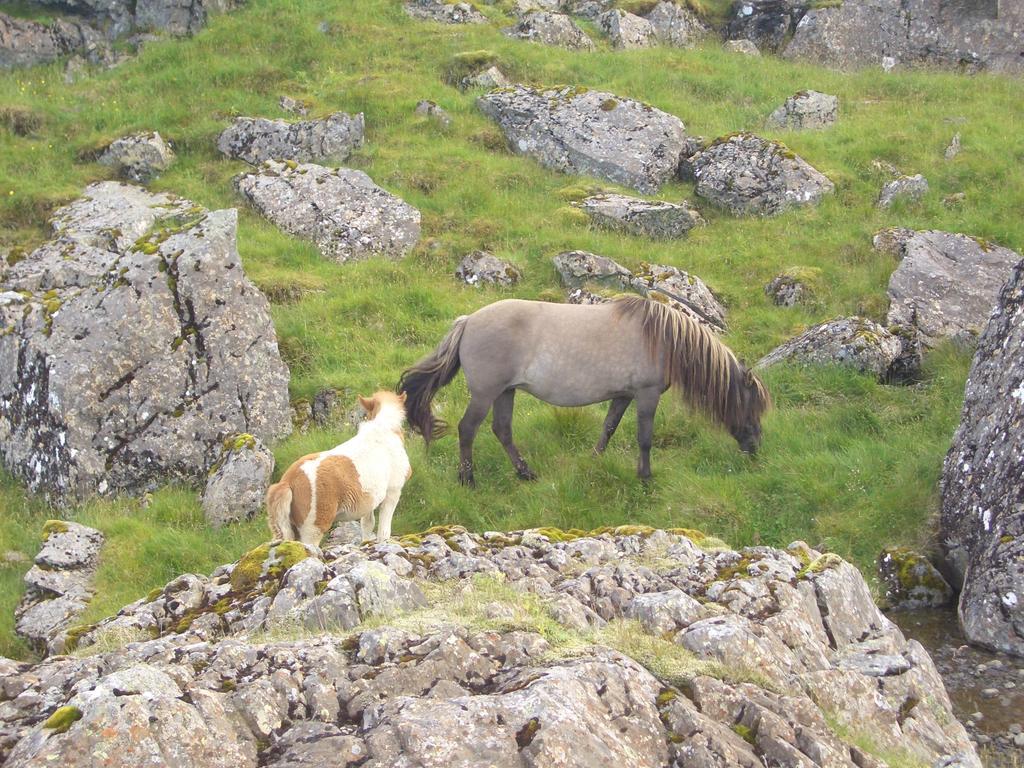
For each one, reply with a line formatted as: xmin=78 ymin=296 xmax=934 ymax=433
xmin=635 ymin=388 xmax=661 ymax=481
xmin=492 ymin=389 xmax=536 ymax=480
xmin=595 ymin=396 xmax=632 ymax=455
xmin=458 ymin=395 xmax=492 ymax=487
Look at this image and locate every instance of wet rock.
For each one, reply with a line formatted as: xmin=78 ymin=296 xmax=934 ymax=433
xmin=0 ymin=14 xmax=107 ymax=70
xmin=941 ymin=260 xmax=1024 ymax=658
xmin=690 ymin=133 xmax=834 ymax=216
xmin=727 ymin=0 xmax=807 ymax=52
xmin=577 ymin=194 xmax=704 ymax=239
xmin=724 ymin=38 xmax=760 ymax=55
xmin=783 ymin=0 xmax=1024 ymax=73
xmin=478 ymin=85 xmax=688 ymax=194
xmin=877 ymin=173 xmax=928 ymax=208
xmin=878 ymin=547 xmax=954 ymax=610
xmin=644 ymin=1 xmax=708 ymax=47
xmin=459 ymin=65 xmax=510 ymax=90
xmin=0 ymin=182 xmax=292 ymax=503
xmin=234 ymin=161 xmax=421 ymax=263
xmin=878 ymin=228 xmax=1022 ymax=348
xmin=98 ymin=131 xmax=175 ymax=183
xmin=413 ymin=99 xmax=452 ymax=127
xmin=404 ymin=0 xmax=487 ymax=23
xmin=756 ymin=317 xmax=906 ymax=380
xmin=766 ymin=90 xmax=838 ymax=131
xmin=455 ymin=250 xmax=522 ymax=287
xmin=504 ymin=11 xmax=595 ymax=49
xmin=217 ymin=112 xmax=365 ymax=165
xmin=597 ymin=8 xmax=656 ymax=49
xmin=201 ymin=434 xmax=275 ymax=528
xmin=14 ymin=521 xmax=103 ymax=654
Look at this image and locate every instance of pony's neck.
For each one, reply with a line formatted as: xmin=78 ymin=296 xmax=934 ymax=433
xmin=363 ymin=404 xmax=405 ymax=435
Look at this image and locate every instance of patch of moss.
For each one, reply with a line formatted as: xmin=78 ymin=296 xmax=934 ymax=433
xmin=797 ymin=552 xmax=844 ymax=579
xmin=656 ymin=688 xmax=678 ymax=707
xmin=516 ymin=717 xmax=540 ymax=748
xmin=599 ymin=98 xmax=619 ymax=112
xmin=41 ymin=519 xmax=69 ymax=540
xmin=731 ymin=723 xmax=755 ymax=744
xmin=62 ymin=623 xmax=96 ymax=652
xmin=42 ymin=706 xmax=82 ymax=734
xmin=229 ymin=542 xmax=272 ymax=592
xmin=145 ymin=587 xmax=164 ymax=603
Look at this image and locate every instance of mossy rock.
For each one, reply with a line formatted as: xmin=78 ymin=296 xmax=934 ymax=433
xmin=878 ymin=547 xmax=952 ymax=609
xmin=62 ymin=623 xmax=96 ymax=652
xmin=796 ymin=552 xmax=844 ymax=579
xmin=42 ymin=706 xmax=82 ymax=734
xmin=41 ymin=519 xmax=70 ymax=541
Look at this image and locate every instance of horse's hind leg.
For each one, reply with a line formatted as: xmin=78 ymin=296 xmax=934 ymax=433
xmin=492 ymin=389 xmax=536 ymax=480
xmin=458 ymin=395 xmax=494 ymax=486
xmin=595 ymin=396 xmax=632 ymax=455
xmin=635 ymin=387 xmax=661 ymax=481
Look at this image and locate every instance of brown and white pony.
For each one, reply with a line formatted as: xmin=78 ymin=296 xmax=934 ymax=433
xmin=267 ymin=391 xmax=411 ymax=546
xmin=398 ymin=296 xmax=770 ymax=485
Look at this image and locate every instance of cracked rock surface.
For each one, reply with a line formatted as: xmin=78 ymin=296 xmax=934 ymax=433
xmin=0 ymin=182 xmax=292 ymax=504
xmin=0 ymin=527 xmax=978 ymax=766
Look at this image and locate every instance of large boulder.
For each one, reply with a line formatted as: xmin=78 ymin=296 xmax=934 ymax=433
xmin=30 ymin=0 xmax=240 ymax=38
xmin=597 ymin=8 xmax=656 ymax=49
xmin=690 ymin=133 xmax=834 ymax=216
xmin=217 ymin=112 xmax=365 ymax=166
xmin=504 ymin=11 xmax=595 ymax=49
xmin=756 ymin=317 xmax=907 ymax=380
xmin=577 ymin=193 xmax=704 ymax=239
xmin=234 ymin=161 xmax=421 ymax=263
xmin=727 ymin=0 xmax=808 ymax=52
xmin=878 ymin=228 xmax=1023 ymax=347
xmin=14 ymin=521 xmax=104 ymax=655
xmin=478 ymin=85 xmax=689 ymax=194
xmin=0 ymin=14 xmax=106 ymax=69
xmin=98 ymin=131 xmax=175 ymax=182
xmin=783 ymin=0 xmax=1024 ymax=74
xmin=644 ymin=1 xmax=708 ymax=47
xmin=0 ymin=527 xmax=979 ymax=767
xmin=0 ymin=182 xmax=292 ymax=504
xmin=940 ymin=260 xmax=1024 ymax=657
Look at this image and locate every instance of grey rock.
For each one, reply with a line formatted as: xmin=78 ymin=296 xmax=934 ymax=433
xmin=553 ymin=250 xmax=629 ymax=291
xmin=783 ymin=0 xmax=1024 ymax=73
xmin=879 ymin=228 xmax=1022 ymax=347
xmin=0 ymin=14 xmax=107 ymax=70
xmin=577 ymin=194 xmax=704 ymax=239
xmin=878 ymin=547 xmax=953 ymax=610
xmin=278 ymin=95 xmax=309 ymax=115
xmin=413 ymin=99 xmax=452 ymax=127
xmin=724 ymin=38 xmax=760 ymax=55
xmin=459 ymin=65 xmax=510 ymax=90
xmin=265 ymin=721 xmax=366 ymax=767
xmin=0 ymin=182 xmax=292 ymax=504
xmin=504 ymin=11 xmax=595 ymax=49
xmin=940 ymin=260 xmax=1024 ymax=657
xmin=404 ymin=0 xmax=488 ymax=23
xmin=945 ymin=132 xmax=962 ymax=160
xmin=217 ymin=112 xmax=365 ymax=165
xmin=877 ymin=173 xmax=928 ymax=208
xmin=478 ymin=85 xmax=688 ymax=194
xmin=234 ymin=161 xmax=421 ymax=263
xmin=455 ymin=251 xmax=522 ymax=287
xmin=597 ymin=9 xmax=656 ymax=49
xmin=201 ymin=435 xmax=275 ymax=528
xmin=690 ymin=133 xmax=834 ymax=216
xmin=727 ymin=0 xmax=807 ymax=52
xmin=644 ymin=1 xmax=708 ymax=47
xmin=625 ymin=589 xmax=703 ymax=634
xmin=766 ymin=90 xmax=838 ymax=130
xmin=98 ymin=132 xmax=175 ymax=183
xmin=756 ymin=317 xmax=904 ymax=380
xmin=764 ymin=270 xmax=814 ymax=307
xmin=566 ymin=0 xmax=613 ymax=19
xmin=311 ymin=387 xmax=338 ymax=425
xmin=348 ymin=561 xmax=427 ymax=618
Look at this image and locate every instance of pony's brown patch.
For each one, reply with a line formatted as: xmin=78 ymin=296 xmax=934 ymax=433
xmin=316 ymin=455 xmax=373 ymax=529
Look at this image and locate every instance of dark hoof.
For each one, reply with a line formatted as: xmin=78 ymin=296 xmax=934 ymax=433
xmin=458 ymin=470 xmax=476 ymax=487
xmin=517 ymin=467 xmax=538 ymax=481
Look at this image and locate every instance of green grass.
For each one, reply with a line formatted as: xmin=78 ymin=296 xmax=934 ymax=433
xmin=1 ymin=0 xmax=1021 ymax=659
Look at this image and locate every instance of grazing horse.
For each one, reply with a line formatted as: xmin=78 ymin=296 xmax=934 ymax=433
xmin=397 ymin=296 xmax=770 ymax=485
xmin=266 ymin=391 xmax=411 ymax=545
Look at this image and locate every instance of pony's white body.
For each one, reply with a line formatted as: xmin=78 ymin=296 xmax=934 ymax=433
xmin=267 ymin=392 xmax=411 ymax=546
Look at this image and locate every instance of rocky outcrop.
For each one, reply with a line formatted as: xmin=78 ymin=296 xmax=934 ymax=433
xmin=878 ymin=547 xmax=953 ymax=611
xmin=455 ymin=251 xmax=522 ymax=287
xmin=0 ymin=182 xmax=291 ymax=504
xmin=577 ymin=194 xmax=704 ymax=239
xmin=690 ymin=133 xmax=834 ymax=216
xmin=940 ymin=260 xmax=1024 ymax=657
xmin=756 ymin=317 xmax=911 ymax=380
xmin=28 ymin=0 xmax=239 ymax=39
xmin=765 ymin=90 xmax=838 ymax=131
xmin=201 ymin=434 xmax=275 ymax=529
xmin=877 ymin=228 xmax=1022 ymax=348
xmin=0 ymin=13 xmax=107 ymax=69
xmin=14 ymin=521 xmax=104 ymax=655
xmin=644 ymin=1 xmax=707 ymax=47
xmin=504 ymin=11 xmax=595 ymax=49
xmin=478 ymin=85 xmax=688 ymax=194
xmin=98 ymin=131 xmax=175 ymax=182
xmin=783 ymin=0 xmax=1024 ymax=74
xmin=217 ymin=112 xmax=365 ymax=166
xmin=404 ymin=0 xmax=487 ymax=23
xmin=597 ymin=8 xmax=656 ymax=49
xmin=877 ymin=174 xmax=928 ymax=208
xmin=727 ymin=0 xmax=807 ymax=52
xmin=234 ymin=161 xmax=421 ymax=263
xmin=0 ymin=527 xmax=979 ymax=766
xmin=553 ymin=251 xmax=726 ymax=329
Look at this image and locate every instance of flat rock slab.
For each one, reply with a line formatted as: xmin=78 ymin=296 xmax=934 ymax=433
xmin=879 ymin=228 xmax=1022 ymax=347
xmin=756 ymin=316 xmax=904 ymax=379
xmin=504 ymin=11 xmax=595 ymax=49
xmin=478 ymin=85 xmax=688 ymax=194
xmin=766 ymin=90 xmax=838 ymax=130
xmin=941 ymin=260 xmax=1024 ymax=657
xmin=577 ymin=193 xmax=704 ymax=239
xmin=234 ymin=161 xmax=421 ymax=263
xmin=217 ymin=112 xmax=365 ymax=166
xmin=0 ymin=182 xmax=292 ymax=504
xmin=691 ymin=133 xmax=834 ymax=216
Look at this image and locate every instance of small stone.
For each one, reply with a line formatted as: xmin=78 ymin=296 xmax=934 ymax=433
xmin=1015 ymin=733 xmax=1024 ymax=747
xmin=943 ymin=192 xmax=966 ymax=207
xmin=414 ymin=100 xmax=452 ymax=127
xmin=460 ymin=65 xmax=510 ymax=91
xmin=981 ymin=687 xmax=999 ymax=699
xmin=97 ymin=132 xmax=175 ymax=183
xmin=877 ymin=174 xmax=928 ymax=208
xmin=724 ymin=39 xmax=760 ymax=55
xmin=455 ymin=251 xmax=522 ymax=287
xmin=945 ymin=132 xmax=961 ymax=160
xmin=279 ymin=95 xmax=309 ymax=115
xmin=766 ymin=90 xmax=838 ymax=131
xmin=1008 ymin=723 xmax=1022 ymax=734
xmin=311 ymin=388 xmax=339 ymax=426
xmin=1005 ymin=681 xmax=1016 ymax=690
xmin=971 ymin=712 xmax=984 ymax=721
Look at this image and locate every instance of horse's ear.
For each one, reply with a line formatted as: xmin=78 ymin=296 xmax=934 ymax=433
xmin=358 ymin=395 xmax=376 ymax=413
xmin=398 ymin=391 xmax=407 ymax=404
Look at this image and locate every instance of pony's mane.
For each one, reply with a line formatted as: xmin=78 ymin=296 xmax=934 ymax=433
xmin=613 ymin=296 xmax=770 ymax=432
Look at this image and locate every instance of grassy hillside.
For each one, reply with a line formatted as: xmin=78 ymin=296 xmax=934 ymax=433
xmin=1 ymin=0 xmax=1021 ymax=659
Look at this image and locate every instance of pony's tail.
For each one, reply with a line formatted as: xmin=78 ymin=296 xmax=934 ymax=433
xmin=267 ymin=482 xmax=295 ymax=541
xmin=397 ymin=316 xmax=468 ymax=443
